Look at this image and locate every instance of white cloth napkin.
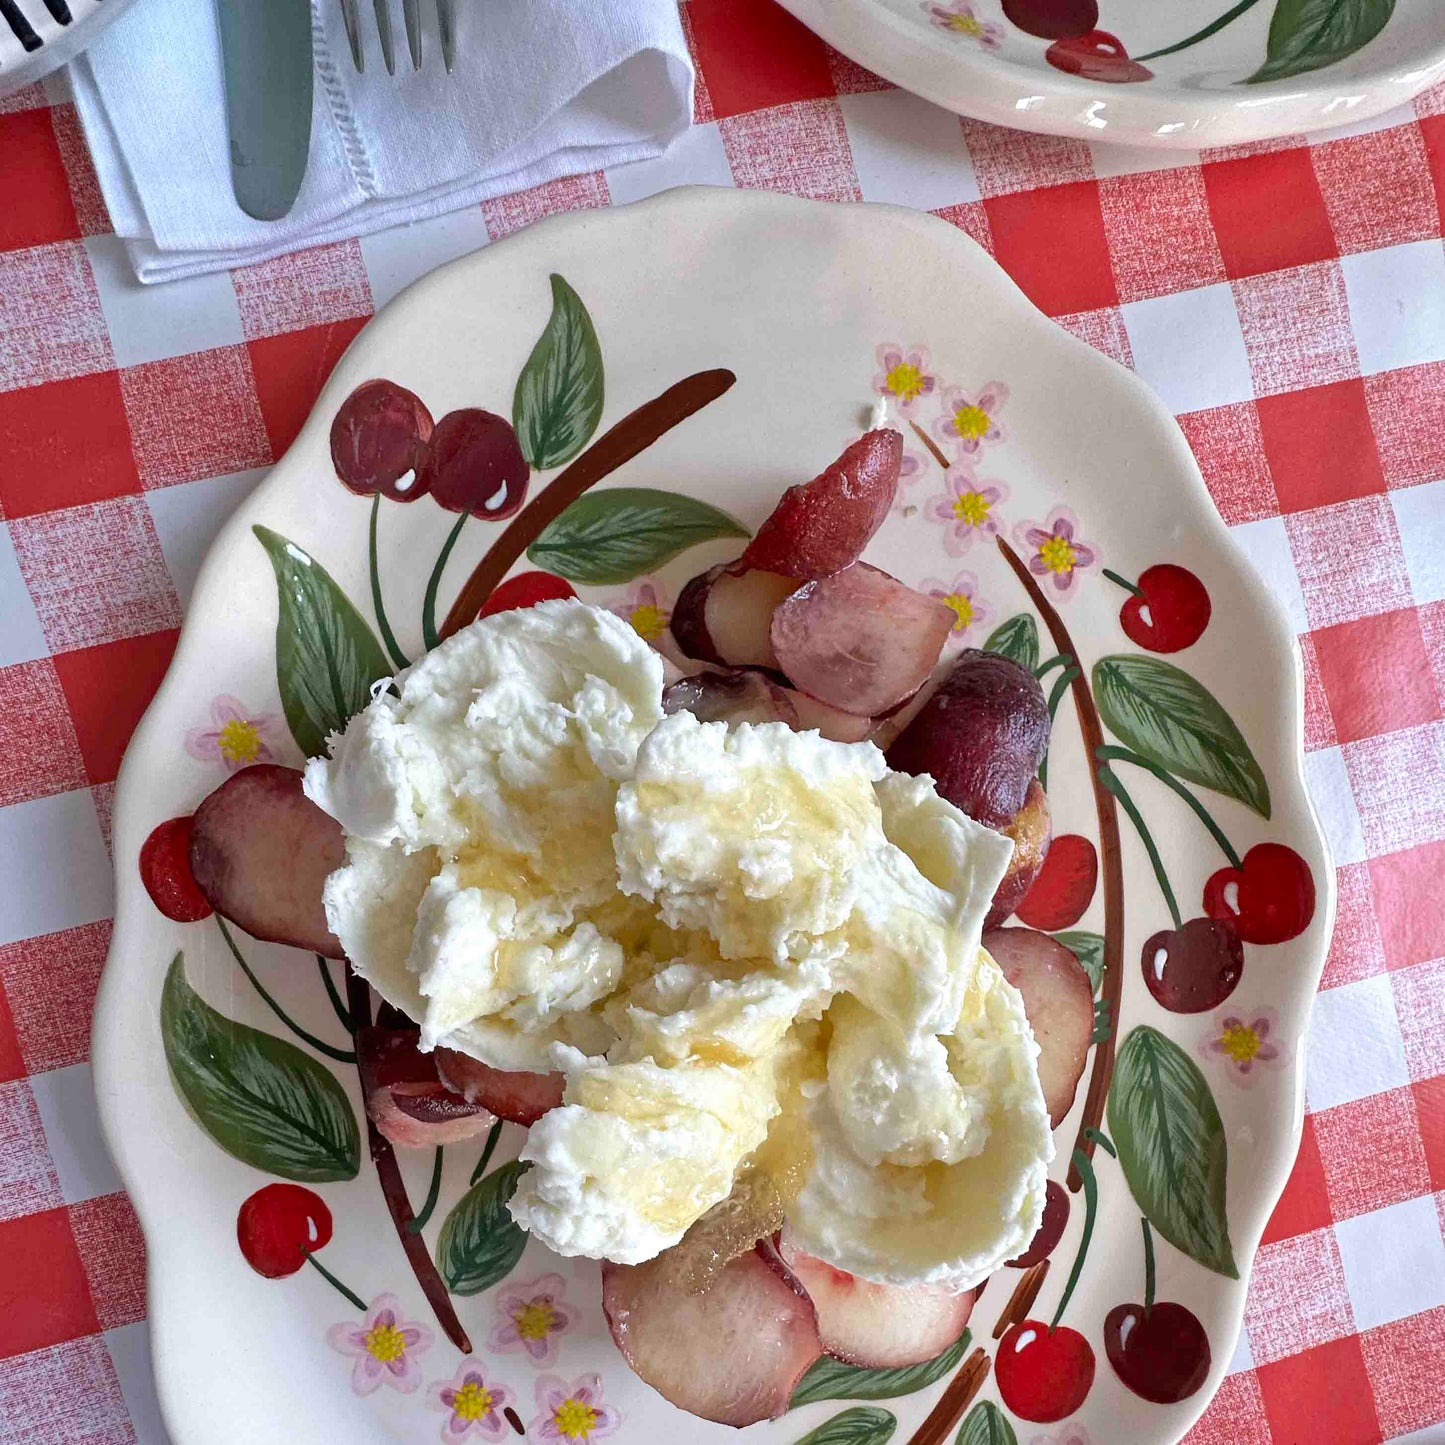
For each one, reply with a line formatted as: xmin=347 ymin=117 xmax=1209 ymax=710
xmin=70 ymin=0 xmax=693 ymax=283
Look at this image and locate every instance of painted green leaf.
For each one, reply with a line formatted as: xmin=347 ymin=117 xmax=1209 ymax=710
xmin=160 ymin=954 xmax=359 ymax=1182
xmin=1054 ymin=930 xmax=1106 ymax=994
xmin=253 ymin=526 xmax=390 ymax=759
xmin=513 ymin=273 xmax=604 ymax=471
xmin=1092 ymin=654 xmax=1270 ymax=818
xmin=955 ymin=1400 xmax=1018 ymax=1445
xmin=1108 ymin=1025 xmax=1237 ymax=1279
xmin=791 ymin=1331 xmax=970 ymax=1408
xmin=794 ymin=1406 xmax=897 ymax=1445
xmin=1247 ymin=0 xmax=1394 ymax=83
xmin=437 ymin=1160 xmax=529 ymax=1295
xmin=527 ymin=487 xmax=749 ymax=586
xmin=983 ymin=613 xmax=1040 ymax=673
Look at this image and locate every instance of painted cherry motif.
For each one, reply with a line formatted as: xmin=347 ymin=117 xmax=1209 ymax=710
xmin=238 ymin=1183 xmax=333 ymax=1278
xmin=1105 ymin=1218 xmax=1211 ymax=1403
xmin=479 ymin=570 xmax=578 ymax=618
xmin=1046 ymin=30 xmax=1153 ymax=82
xmin=1203 ymin=843 xmax=1315 ymax=945
xmin=139 ymin=816 xmax=212 ymax=922
xmin=1009 ymin=1178 xmax=1071 ymax=1268
xmin=418 ymin=409 xmax=530 ymax=520
xmin=1141 ymin=917 xmax=1243 ymax=1014
xmin=1106 ymin=565 xmax=1211 ymax=654
xmin=1016 ymin=834 xmax=1098 ymax=931
xmin=330 ymin=379 xmax=435 ymax=501
xmin=1002 ymin=0 xmax=1097 ymax=39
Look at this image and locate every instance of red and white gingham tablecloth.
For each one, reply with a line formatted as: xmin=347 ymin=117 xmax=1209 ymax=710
xmin=2 ymin=3 xmax=1444 ymax=1440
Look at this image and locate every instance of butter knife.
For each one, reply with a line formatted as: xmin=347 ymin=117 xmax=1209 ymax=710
xmin=215 ymin=0 xmax=314 ymax=221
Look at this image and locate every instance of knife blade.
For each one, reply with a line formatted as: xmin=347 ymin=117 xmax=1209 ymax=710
xmin=215 ymin=0 xmax=314 ymax=222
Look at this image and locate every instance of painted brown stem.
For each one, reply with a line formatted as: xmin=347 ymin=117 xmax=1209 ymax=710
xmin=996 ymin=536 xmax=1124 ymax=1192
xmin=906 ymin=1348 xmax=990 ymax=1445
xmin=909 ymin=419 xmax=951 ymax=472
xmin=439 ymin=368 xmax=737 ymax=639
xmin=992 ymin=1259 xmax=1050 ymax=1340
xmin=344 ymin=968 xmax=472 ymax=1352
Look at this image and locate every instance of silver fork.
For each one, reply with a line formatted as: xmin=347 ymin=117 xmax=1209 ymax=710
xmin=339 ymin=0 xmax=454 ymax=74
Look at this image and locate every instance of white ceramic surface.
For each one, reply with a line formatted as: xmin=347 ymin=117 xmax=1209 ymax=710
xmin=779 ymin=0 xmax=1445 ymax=148
xmin=93 ymin=188 xmax=1333 ymax=1445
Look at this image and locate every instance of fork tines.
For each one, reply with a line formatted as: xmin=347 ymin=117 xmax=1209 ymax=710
xmin=340 ymin=0 xmax=454 ymax=75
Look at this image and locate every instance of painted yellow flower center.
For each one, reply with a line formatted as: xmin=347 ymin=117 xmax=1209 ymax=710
xmin=364 ymin=1322 xmax=406 ymax=1364
xmin=1039 ymin=536 xmax=1078 ymax=575
xmin=1220 ymin=1022 xmax=1262 ymax=1065
xmin=941 ymin=593 xmax=974 ymax=631
xmin=944 ymin=12 xmax=983 ymax=35
xmin=515 ymin=1300 xmax=556 ymax=1341
xmin=953 ymin=403 xmax=991 ymax=438
xmin=553 ymin=1399 xmax=598 ymax=1439
xmin=630 ymin=604 xmax=668 ymax=640
xmin=885 ymin=361 xmax=926 ymax=401
xmin=217 ymin=717 xmax=262 ymax=764
xmin=452 ymin=1381 xmax=494 ymax=1422
xmin=952 ymin=491 xmax=992 ymax=526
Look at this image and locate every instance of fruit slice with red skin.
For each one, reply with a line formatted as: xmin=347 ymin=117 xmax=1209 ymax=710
xmin=1141 ymin=918 xmax=1243 ymax=1014
xmin=188 ymin=764 xmax=346 ymax=957
xmin=671 ymin=565 xmax=801 ymax=669
xmin=1008 ymin=1179 xmax=1070 ymax=1268
xmin=772 ymin=563 xmax=954 ymax=717
xmin=1003 ymin=0 xmax=1098 ymax=39
xmin=330 ymin=379 xmax=434 ymax=500
xmin=357 ymin=1027 xmax=494 ymax=1148
xmin=662 ymin=669 xmax=800 ymax=728
xmin=602 ymin=1239 xmax=822 ymax=1426
xmin=237 ymin=1183 xmax=333 ymax=1278
xmin=995 ymin=1319 xmax=1095 ymax=1422
xmin=1118 ymin=565 xmax=1211 ymax=654
xmin=1046 ymin=30 xmax=1152 ymax=81
xmin=739 ymin=429 xmax=902 ymax=580
xmin=886 ymin=648 xmax=1051 ymax=829
xmin=1203 ymin=842 xmax=1315 ymax=945
xmin=984 ymin=927 xmax=1093 ymax=1127
xmin=140 ymin=816 xmax=213 ymax=922
xmin=434 ymin=1048 xmax=565 ymax=1127
xmin=779 ymin=1239 xmax=975 ymax=1367
xmin=1105 ymin=1301 xmax=1211 ymax=1403
xmin=1016 ymin=834 xmax=1098 ymax=931
xmin=788 ymin=689 xmax=875 ymax=743
xmin=985 ymin=779 xmax=1053 ymax=930
xmin=478 ymin=571 xmax=576 ymax=618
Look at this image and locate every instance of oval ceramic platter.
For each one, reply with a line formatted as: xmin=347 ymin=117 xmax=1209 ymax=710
xmin=94 ymin=188 xmax=1333 ymax=1445
xmin=777 ymin=0 xmax=1445 ymax=149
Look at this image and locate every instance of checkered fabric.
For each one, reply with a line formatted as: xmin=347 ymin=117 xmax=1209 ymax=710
xmin=2 ymin=4 xmax=1444 ymax=1440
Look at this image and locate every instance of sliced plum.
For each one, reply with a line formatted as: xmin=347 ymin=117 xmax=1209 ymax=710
xmin=433 ymin=1049 xmax=565 ymax=1127
xmin=356 ymin=1026 xmax=494 ymax=1149
xmin=886 ymin=649 xmax=1051 ymax=829
xmin=671 ymin=565 xmax=801 ymax=669
xmin=602 ymin=1239 xmax=822 ymax=1426
xmin=985 ymin=779 xmax=1053 ymax=929
xmin=740 ymin=428 xmax=903 ymax=579
xmin=662 ymin=669 xmax=800 ymax=729
xmin=188 ymin=764 xmax=346 ymax=957
xmin=780 ymin=1239 xmax=975 ymax=1368
xmin=771 ymin=563 xmax=954 ymax=717
xmin=785 ymin=689 xmax=875 ymax=743
xmin=984 ymin=927 xmax=1094 ymax=1127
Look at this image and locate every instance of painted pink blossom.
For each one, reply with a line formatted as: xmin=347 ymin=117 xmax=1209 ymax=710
xmin=935 ymin=380 xmax=1008 ymax=453
xmin=427 ymin=1363 xmax=515 ymax=1442
xmin=923 ymin=0 xmax=1005 ymax=48
xmin=926 ymin=468 xmax=1009 ymax=556
xmin=487 ymin=1273 xmax=576 ymax=1367
xmin=873 ymin=344 xmax=937 ymax=413
xmin=184 ymin=695 xmax=284 ymax=772
xmin=531 ymin=1373 xmax=621 ymax=1442
xmin=1030 ymin=1427 xmax=1096 ymax=1445
xmin=326 ymin=1294 xmax=433 ymax=1396
xmin=1200 ymin=1007 xmax=1282 ymax=1088
xmin=1015 ymin=508 xmax=1099 ymax=595
xmin=920 ymin=571 xmax=989 ymax=640
xmin=607 ymin=579 xmax=671 ymax=643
